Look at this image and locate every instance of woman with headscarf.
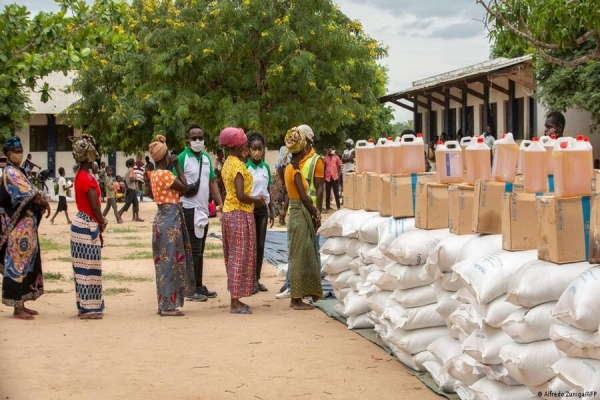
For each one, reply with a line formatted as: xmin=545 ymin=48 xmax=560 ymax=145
xmin=70 ymin=134 xmax=107 ymax=319
xmin=219 ymin=127 xmax=265 ymax=314
xmin=0 ymin=136 xmax=50 ymax=320
xmin=284 ymin=127 xmax=322 ymax=310
xmin=149 ymin=135 xmax=195 ymax=316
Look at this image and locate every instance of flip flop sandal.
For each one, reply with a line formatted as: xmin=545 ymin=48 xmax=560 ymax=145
xmin=14 ymin=312 xmax=34 ymax=320
xmin=80 ymin=313 xmax=103 ymax=320
xmin=230 ymin=308 xmax=252 ymax=315
xmin=24 ymin=308 xmax=39 ymax=315
xmin=159 ymin=310 xmax=185 ymax=317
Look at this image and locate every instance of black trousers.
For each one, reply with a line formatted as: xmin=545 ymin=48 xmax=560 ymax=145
xmin=325 ymin=179 xmax=341 ymax=209
xmin=253 ymin=205 xmax=268 ymax=281
xmin=182 ymin=207 xmax=209 ymax=290
xmin=119 ymin=187 xmax=139 ymax=213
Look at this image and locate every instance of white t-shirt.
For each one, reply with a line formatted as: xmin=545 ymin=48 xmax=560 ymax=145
xmin=246 ymin=161 xmax=272 ymax=205
xmin=177 ymin=148 xmax=216 ymax=238
xmin=342 ymin=149 xmax=355 ymax=173
xmin=58 ymin=176 xmax=67 ymax=196
xmin=178 ymin=149 xmax=215 ymax=214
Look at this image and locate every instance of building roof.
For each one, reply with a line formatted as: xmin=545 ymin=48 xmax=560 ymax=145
xmin=26 ymin=71 xmax=80 ymax=114
xmin=381 ymin=55 xmax=533 ymax=103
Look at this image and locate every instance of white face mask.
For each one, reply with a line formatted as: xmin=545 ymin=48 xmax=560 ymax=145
xmin=190 ymin=139 xmax=205 ymax=152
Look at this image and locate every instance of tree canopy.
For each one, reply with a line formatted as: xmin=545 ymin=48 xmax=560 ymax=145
xmin=480 ymin=0 xmax=600 ymax=122
xmin=0 ymin=0 xmax=132 ymax=139
xmin=65 ymin=0 xmax=393 ymax=153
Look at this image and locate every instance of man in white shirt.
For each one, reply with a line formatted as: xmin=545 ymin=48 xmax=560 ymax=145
xmin=177 ymin=124 xmax=223 ymax=302
xmin=341 ymin=139 xmax=355 ymax=173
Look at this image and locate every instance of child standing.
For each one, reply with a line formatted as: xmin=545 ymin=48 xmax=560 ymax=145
xmin=118 ymin=158 xmax=144 ymax=221
xmin=50 ymin=167 xmax=72 ymax=224
xmin=102 ymin=165 xmax=123 ymax=224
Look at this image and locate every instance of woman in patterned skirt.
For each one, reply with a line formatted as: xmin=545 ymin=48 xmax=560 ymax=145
xmin=0 ymin=136 xmax=50 ymax=320
xmin=283 ymin=128 xmax=322 ymax=310
xmin=219 ymin=127 xmax=266 ymax=315
xmin=149 ymin=135 xmax=194 ymax=317
xmin=70 ymin=134 xmax=107 ymax=320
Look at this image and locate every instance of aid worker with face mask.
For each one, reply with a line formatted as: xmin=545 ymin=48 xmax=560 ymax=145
xmin=177 ymin=124 xmax=223 ymax=302
xmin=245 ymin=131 xmax=275 ymax=294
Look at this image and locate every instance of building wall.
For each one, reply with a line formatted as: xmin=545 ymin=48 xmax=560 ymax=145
xmin=17 ymin=115 xmax=282 ymax=179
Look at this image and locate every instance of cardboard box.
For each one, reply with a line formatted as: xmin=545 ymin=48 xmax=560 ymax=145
xmin=415 ymin=182 xmax=449 ymax=229
xmin=343 ymin=172 xmax=355 ymax=209
xmin=448 ymin=184 xmax=475 ymax=235
xmin=391 ymin=173 xmax=436 ymax=218
xmin=502 ymin=192 xmax=538 ymax=251
xmin=472 ymin=180 xmax=514 ymax=234
xmin=589 ymin=192 xmax=600 ymax=263
xmin=379 ymin=175 xmax=392 ymax=217
xmin=354 ymin=172 xmax=364 ymax=210
xmin=364 ymin=172 xmax=382 ymax=212
xmin=537 ymin=196 xmax=591 ymax=264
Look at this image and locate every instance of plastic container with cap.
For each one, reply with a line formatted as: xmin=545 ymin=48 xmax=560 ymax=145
xmin=491 ymin=132 xmax=519 ymax=182
xmin=553 ymin=136 xmax=593 ymax=198
xmin=374 ymin=137 xmax=388 ymax=173
xmin=517 ymin=139 xmax=532 ymax=175
xmin=390 ymin=136 xmax=403 ymax=175
xmin=539 ymin=135 xmax=556 ymax=174
xmin=465 ymin=137 xmax=491 ymax=185
xmin=459 ymin=137 xmax=473 ymax=170
xmin=435 ymin=140 xmax=463 ymax=184
xmin=523 ymin=137 xmax=547 ymax=194
xmin=382 ymin=137 xmax=396 ymax=174
xmin=397 ymin=133 xmax=426 ymax=174
xmin=355 ymin=139 xmax=375 ymax=174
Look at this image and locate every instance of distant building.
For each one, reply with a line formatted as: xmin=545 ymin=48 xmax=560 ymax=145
xmin=380 ymin=55 xmax=597 ymax=157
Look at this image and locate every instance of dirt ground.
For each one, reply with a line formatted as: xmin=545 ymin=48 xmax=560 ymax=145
xmin=0 ymin=201 xmax=439 ymax=400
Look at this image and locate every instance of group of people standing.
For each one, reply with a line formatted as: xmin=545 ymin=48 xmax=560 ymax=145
xmin=1 ymin=123 xmax=324 ymax=320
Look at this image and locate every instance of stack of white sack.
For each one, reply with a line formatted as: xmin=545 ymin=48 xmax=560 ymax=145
xmin=365 ymin=218 xmax=417 ymax=324
xmin=368 ymin=228 xmax=452 ymax=372
xmin=424 ymin=235 xmax=502 ymax=399
xmin=500 ymin=259 xmax=593 ymax=398
xmin=450 ymin=249 xmax=539 ymax=399
xmin=416 ymin=234 xmax=492 ymax=394
xmin=320 ymin=210 xmax=379 ymax=329
xmin=548 ymin=265 xmax=600 ymax=397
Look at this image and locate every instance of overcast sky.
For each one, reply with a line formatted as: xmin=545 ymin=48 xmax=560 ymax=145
xmin=3 ymin=0 xmax=492 ymax=121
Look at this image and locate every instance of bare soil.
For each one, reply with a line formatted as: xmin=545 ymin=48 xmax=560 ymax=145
xmin=0 ymin=202 xmax=439 ymax=400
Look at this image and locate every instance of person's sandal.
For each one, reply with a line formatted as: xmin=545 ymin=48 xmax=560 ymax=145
xmin=159 ymin=309 xmax=184 ymax=317
xmin=80 ymin=312 xmax=103 ymax=320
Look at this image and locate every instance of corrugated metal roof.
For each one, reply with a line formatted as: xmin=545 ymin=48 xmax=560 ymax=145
xmin=26 ymin=71 xmax=80 ymax=114
xmin=382 ymin=55 xmax=533 ymax=100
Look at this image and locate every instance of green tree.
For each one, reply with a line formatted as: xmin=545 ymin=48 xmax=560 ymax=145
xmin=66 ymin=0 xmax=390 ymax=153
xmin=480 ymin=0 xmax=600 ymax=121
xmin=479 ymin=0 xmax=600 ymax=67
xmin=0 ymin=0 xmax=132 ymax=140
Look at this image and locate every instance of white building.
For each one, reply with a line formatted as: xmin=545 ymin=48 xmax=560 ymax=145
xmin=381 ymin=55 xmax=599 ymax=158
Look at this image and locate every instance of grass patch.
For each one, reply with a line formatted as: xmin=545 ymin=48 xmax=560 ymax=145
xmin=205 ymin=251 xmax=223 ymax=259
xmin=204 ymin=242 xmax=222 ymax=251
xmin=104 ymin=287 xmax=133 ymax=296
xmin=51 ymin=256 xmax=72 ymax=262
xmin=108 ymin=226 xmax=137 ymax=233
xmin=46 ymin=288 xmax=67 ymax=294
xmin=40 ymin=238 xmax=69 ymax=251
xmin=111 ymin=242 xmax=147 ymax=248
xmin=104 ymin=272 xmax=152 ymax=282
xmin=119 ymin=250 xmax=154 ymax=260
xmin=44 ymin=272 xmax=63 ymax=281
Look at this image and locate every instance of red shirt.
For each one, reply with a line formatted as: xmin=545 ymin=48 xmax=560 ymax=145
xmin=324 ymin=154 xmax=342 ymax=181
xmin=75 ymin=169 xmax=102 ymax=223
